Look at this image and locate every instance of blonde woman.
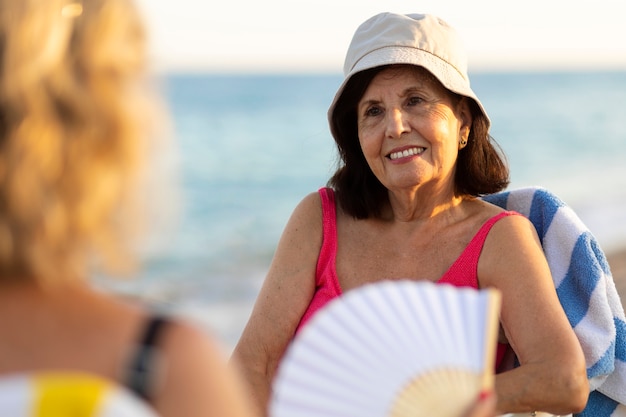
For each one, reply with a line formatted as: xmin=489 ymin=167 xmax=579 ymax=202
xmin=0 ymin=1 xmax=255 ymax=416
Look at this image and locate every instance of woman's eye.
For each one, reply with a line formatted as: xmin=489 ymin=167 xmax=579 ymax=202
xmin=364 ymin=106 xmax=382 ymax=117
xmin=407 ymin=96 xmax=424 ymax=106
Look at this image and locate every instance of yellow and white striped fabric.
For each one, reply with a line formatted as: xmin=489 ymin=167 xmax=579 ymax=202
xmin=0 ymin=372 xmax=159 ymax=417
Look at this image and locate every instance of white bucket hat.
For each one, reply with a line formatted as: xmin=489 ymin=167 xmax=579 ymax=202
xmin=328 ymin=12 xmax=490 ymax=129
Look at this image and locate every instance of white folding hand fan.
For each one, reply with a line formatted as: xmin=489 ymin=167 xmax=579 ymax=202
xmin=270 ymin=280 xmax=501 ymax=417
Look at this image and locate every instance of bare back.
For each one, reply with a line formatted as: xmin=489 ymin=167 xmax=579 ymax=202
xmin=0 ymin=283 xmax=256 ymax=417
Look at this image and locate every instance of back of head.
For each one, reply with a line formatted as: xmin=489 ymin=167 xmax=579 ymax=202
xmin=0 ymin=0 xmax=165 ymax=285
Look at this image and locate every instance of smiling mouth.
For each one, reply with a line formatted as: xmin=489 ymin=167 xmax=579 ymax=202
xmin=388 ymin=147 xmax=425 ymax=160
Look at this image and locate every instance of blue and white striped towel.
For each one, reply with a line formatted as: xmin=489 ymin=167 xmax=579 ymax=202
xmin=483 ymin=186 xmax=626 ymax=417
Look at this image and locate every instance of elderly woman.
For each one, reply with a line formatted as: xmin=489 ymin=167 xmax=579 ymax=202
xmin=0 ymin=1 xmax=255 ymax=416
xmin=232 ymin=12 xmax=588 ymax=416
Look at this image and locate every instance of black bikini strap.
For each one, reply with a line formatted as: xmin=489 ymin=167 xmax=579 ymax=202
xmin=142 ymin=316 xmax=167 ymax=348
xmin=126 ymin=315 xmax=169 ymax=401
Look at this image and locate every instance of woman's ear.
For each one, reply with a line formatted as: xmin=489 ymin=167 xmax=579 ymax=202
xmin=457 ymin=98 xmax=472 ymax=150
xmin=457 ymin=97 xmax=473 ymax=134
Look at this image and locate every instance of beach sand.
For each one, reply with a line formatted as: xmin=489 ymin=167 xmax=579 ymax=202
xmin=607 ymin=247 xmax=626 ymax=308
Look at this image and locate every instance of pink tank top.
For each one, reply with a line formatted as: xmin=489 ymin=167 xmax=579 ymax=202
xmin=297 ymin=187 xmax=519 ymax=369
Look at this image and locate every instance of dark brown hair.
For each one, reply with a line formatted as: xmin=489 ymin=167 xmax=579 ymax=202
xmin=328 ymin=65 xmax=509 ymax=219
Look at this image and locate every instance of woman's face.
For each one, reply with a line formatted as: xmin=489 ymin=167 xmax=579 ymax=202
xmin=356 ymin=66 xmax=471 ymax=195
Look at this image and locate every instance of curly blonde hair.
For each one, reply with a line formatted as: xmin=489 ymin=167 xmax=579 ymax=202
xmin=0 ymin=0 xmax=169 ymax=285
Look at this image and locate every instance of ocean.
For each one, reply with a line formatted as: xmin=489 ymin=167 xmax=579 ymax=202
xmin=100 ymin=71 xmax=626 ymax=350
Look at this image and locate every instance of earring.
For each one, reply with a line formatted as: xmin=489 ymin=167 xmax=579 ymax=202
xmin=459 ymin=139 xmax=468 ymax=150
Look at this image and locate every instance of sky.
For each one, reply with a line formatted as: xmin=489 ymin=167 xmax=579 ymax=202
xmin=134 ymin=0 xmax=626 ymax=74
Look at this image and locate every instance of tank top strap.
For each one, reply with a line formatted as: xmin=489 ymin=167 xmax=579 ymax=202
xmin=439 ymin=211 xmax=520 ymax=288
xmin=318 ymin=187 xmax=336 ymax=242
xmin=470 ymin=211 xmax=518 ymax=249
xmin=316 ymin=187 xmax=338 ymax=287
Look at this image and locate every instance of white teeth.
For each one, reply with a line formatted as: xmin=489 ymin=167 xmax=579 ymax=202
xmin=389 ymin=147 xmax=423 ymax=160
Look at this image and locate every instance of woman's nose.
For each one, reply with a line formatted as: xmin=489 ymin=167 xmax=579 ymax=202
xmin=385 ymin=108 xmax=410 ymax=138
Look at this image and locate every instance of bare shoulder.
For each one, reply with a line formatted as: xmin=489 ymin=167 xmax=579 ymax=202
xmin=275 ymin=190 xmax=324 ymax=253
xmin=158 ymin=317 xmax=221 ymax=357
xmin=159 ymin=319 xmax=232 ymax=386
xmin=485 ymin=210 xmax=539 ymax=244
xmin=472 ymin=197 xmax=536 ymax=237
xmin=478 ymin=208 xmax=550 ymax=290
xmin=289 ymin=191 xmax=323 ymax=226
xmin=154 ymin=318 xmax=256 ymax=417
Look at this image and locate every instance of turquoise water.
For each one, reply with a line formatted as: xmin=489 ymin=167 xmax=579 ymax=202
xmin=102 ymin=71 xmax=626 ymax=348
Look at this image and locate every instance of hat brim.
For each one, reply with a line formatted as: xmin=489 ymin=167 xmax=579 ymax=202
xmin=328 ymin=46 xmax=490 ymax=132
